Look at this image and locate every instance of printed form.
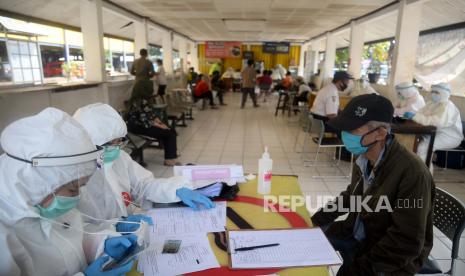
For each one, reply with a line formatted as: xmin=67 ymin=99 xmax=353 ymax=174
xmin=137 ymin=233 xmax=220 ymax=276
xmin=147 ymin=201 xmax=227 ymax=238
xmin=228 ymin=228 xmax=342 ymax=269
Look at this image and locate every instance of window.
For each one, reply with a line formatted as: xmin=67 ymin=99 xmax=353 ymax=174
xmin=40 ymin=45 xmax=65 ymax=78
xmin=0 ymin=41 xmax=12 ymax=83
xmin=173 ymin=50 xmax=180 ymax=71
xmin=7 ymin=40 xmax=41 ymax=84
xmin=149 ymin=44 xmax=163 ymax=71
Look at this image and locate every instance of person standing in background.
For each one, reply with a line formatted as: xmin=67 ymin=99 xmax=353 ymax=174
xmin=154 ymin=59 xmax=167 ymax=103
xmin=241 ymin=59 xmax=259 ymax=109
xmin=131 ymin=48 xmax=155 ymax=101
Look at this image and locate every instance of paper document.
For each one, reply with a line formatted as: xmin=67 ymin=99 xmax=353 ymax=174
xmin=228 ymin=228 xmax=342 ymax=269
xmin=147 ymin=201 xmax=227 ymax=237
xmin=137 ymin=233 xmax=220 ymax=276
xmin=173 ymin=164 xmax=246 ymax=188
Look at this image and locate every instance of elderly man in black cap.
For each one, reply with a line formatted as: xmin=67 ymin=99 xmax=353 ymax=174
xmin=311 ymin=94 xmax=434 ymax=276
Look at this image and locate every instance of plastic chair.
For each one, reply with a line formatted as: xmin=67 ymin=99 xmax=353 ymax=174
xmin=301 ymin=113 xmax=352 ymax=178
xmin=419 ymin=187 xmax=465 ymax=275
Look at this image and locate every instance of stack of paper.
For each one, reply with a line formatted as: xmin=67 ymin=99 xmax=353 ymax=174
xmin=137 ymin=233 xmax=220 ymax=276
xmin=147 ymin=201 xmax=227 ymax=238
xmin=173 ymin=164 xmax=246 ymax=188
xmin=228 ymin=228 xmax=342 ymax=269
xmin=137 ymin=202 xmax=227 ymax=275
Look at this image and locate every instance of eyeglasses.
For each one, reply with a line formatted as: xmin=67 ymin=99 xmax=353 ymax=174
xmin=103 ymin=137 xmax=128 ymax=150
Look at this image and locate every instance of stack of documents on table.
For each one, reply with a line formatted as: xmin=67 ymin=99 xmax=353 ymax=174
xmin=137 ymin=233 xmax=220 ymax=276
xmin=173 ymin=164 xmax=246 ymax=188
xmin=147 ymin=201 xmax=227 ymax=237
xmin=228 ymin=228 xmax=342 ymax=269
xmin=137 ymin=202 xmax=227 ymax=275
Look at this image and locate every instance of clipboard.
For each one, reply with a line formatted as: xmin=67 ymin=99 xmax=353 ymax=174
xmin=225 ymin=227 xmax=342 ymax=270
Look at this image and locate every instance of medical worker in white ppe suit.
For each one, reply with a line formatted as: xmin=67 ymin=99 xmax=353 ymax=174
xmin=0 ymin=108 xmax=136 ymax=276
xmin=73 ymin=103 xmax=214 ymax=232
xmin=393 ymin=82 xmax=425 ymax=117
xmin=404 ymin=82 xmax=464 ymax=162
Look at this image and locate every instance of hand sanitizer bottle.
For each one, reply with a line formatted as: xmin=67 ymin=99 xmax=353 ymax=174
xmin=258 ymin=146 xmax=273 ymax=194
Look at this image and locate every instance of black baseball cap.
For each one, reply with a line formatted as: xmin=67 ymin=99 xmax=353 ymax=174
xmin=333 ymin=71 xmax=354 ymax=81
xmin=327 ymin=94 xmax=394 ymax=131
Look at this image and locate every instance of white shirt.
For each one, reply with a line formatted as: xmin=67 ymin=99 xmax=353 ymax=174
xmin=157 ymin=66 xmax=167 ymax=85
xmin=311 ymin=82 xmax=340 ymax=116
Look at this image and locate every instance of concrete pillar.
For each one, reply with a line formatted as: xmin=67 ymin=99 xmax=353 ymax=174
xmin=179 ymin=39 xmax=188 ymax=74
xmin=322 ymin=32 xmax=336 ymax=81
xmin=348 ymin=21 xmax=365 ymax=79
xmin=308 ymin=40 xmax=320 ymax=77
xmin=298 ymin=44 xmax=306 ymax=76
xmin=80 ymin=0 xmax=105 ymax=82
xmin=162 ymin=30 xmax=173 ymax=74
xmin=389 ymin=0 xmax=423 ymax=99
xmin=189 ymin=42 xmax=199 ymax=72
xmin=134 ymin=18 xmax=149 ymax=54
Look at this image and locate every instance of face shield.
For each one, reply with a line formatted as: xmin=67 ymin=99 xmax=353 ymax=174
xmin=6 ymin=147 xmax=104 ymax=218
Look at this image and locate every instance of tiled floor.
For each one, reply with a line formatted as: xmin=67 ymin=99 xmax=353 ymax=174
xmin=143 ymin=92 xmax=465 ymax=275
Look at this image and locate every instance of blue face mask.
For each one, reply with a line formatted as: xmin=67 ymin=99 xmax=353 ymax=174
xmin=431 ymin=94 xmax=441 ymax=103
xmin=36 ymin=195 xmax=80 ymax=218
xmin=103 ymin=147 xmax=121 ymax=164
xmin=341 ymin=128 xmax=380 ymax=155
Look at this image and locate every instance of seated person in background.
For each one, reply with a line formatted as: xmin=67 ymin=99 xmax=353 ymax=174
xmin=394 ymin=82 xmax=425 ymax=117
xmin=210 ymin=70 xmax=227 ymax=105
xmin=311 ymin=71 xmax=353 ymax=120
xmin=293 ymin=76 xmax=312 ymax=106
xmin=404 ymin=82 xmax=463 ymax=162
xmin=126 ymin=88 xmax=180 ymax=166
xmin=274 ymin=71 xmax=293 ymax=91
xmin=257 ymin=70 xmax=273 ymax=102
xmin=194 ymin=74 xmax=217 ymax=109
xmin=74 ymin=103 xmax=214 ymax=231
xmin=312 ymin=94 xmax=434 ymax=276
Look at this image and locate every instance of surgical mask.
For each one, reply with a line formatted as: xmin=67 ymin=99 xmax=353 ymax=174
xmin=36 ymin=194 xmax=80 ymax=218
xmin=398 ymin=93 xmax=405 ymax=101
xmin=103 ymin=147 xmax=120 ymax=163
xmin=431 ymin=94 xmax=441 ymax=103
xmin=341 ymin=128 xmax=380 ymax=155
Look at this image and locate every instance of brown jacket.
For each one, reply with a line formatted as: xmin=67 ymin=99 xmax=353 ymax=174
xmin=312 ymin=137 xmax=435 ymax=276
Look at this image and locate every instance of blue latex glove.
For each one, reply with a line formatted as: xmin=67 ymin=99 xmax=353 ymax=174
xmin=403 ymin=111 xmax=415 ymax=119
xmin=116 ymin=214 xmax=154 ymax=233
xmin=84 ymin=255 xmax=133 ymax=276
xmin=104 ymin=234 xmax=137 ymax=261
xmin=176 ymin=187 xmax=215 ymax=210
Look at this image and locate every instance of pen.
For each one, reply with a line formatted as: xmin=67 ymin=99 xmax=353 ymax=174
xmin=234 ymin=243 xmax=280 ymax=252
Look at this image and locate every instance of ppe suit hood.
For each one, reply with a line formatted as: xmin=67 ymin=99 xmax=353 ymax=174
xmin=431 ymin=82 xmax=451 ymax=103
xmin=0 ymin=107 xmax=97 ymax=226
xmin=73 ymin=103 xmax=127 ymax=146
xmin=395 ymin=82 xmax=419 ymax=99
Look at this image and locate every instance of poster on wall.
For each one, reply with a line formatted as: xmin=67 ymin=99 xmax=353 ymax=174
xmin=263 ymin=42 xmax=290 ymax=54
xmin=205 ymin=41 xmax=242 ymax=58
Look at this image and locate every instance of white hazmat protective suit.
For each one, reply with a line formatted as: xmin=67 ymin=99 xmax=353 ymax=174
xmin=394 ymin=82 xmax=425 ymax=117
xmin=73 ymin=103 xmax=193 ymax=224
xmin=0 ymin=108 xmax=105 ymax=276
xmin=412 ymin=83 xmax=463 ymax=162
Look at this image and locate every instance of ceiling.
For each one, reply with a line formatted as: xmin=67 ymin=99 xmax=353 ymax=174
xmin=108 ymin=0 xmax=393 ymax=42
xmin=0 ymin=0 xmax=463 ymax=47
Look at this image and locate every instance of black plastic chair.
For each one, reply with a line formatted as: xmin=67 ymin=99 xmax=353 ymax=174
xmin=420 ymin=187 xmax=465 ymax=275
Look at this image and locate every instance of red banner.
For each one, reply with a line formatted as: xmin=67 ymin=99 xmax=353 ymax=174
xmin=205 ymin=41 xmax=242 ymax=58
